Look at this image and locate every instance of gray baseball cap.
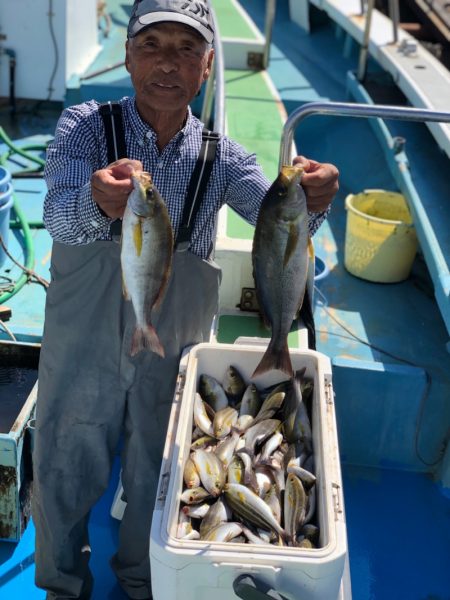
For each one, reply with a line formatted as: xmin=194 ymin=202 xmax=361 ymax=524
xmin=128 ymin=0 xmax=215 ymax=44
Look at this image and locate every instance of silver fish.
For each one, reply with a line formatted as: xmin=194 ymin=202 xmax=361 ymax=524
xmin=253 ymin=391 xmax=285 ymax=425
xmin=199 ymin=497 xmax=231 ymax=538
xmin=227 ymin=454 xmax=245 ymax=485
xmin=193 ymin=393 xmax=215 ymax=438
xmin=282 ymin=372 xmax=312 ymax=450
xmin=224 ymin=483 xmax=286 ymax=540
xmin=241 ymin=526 xmax=271 ymax=545
xmin=222 ymin=365 xmax=246 ymax=406
xmin=251 ymin=166 xmax=311 ymax=377
xmin=301 ymin=523 xmax=320 ymax=544
xmin=258 ymin=431 xmax=284 ymax=464
xmin=284 ymin=473 xmax=307 ymax=544
xmin=183 ymin=456 xmax=201 ymax=489
xmin=215 ymin=430 xmax=240 ymax=470
xmin=264 ymin=483 xmax=282 ymax=524
xmin=239 ymin=383 xmax=261 ymax=418
xmin=201 ymin=521 xmax=243 ymax=542
xmin=213 ymin=406 xmax=238 ymax=439
xmin=190 ymin=435 xmax=216 ymax=451
xmin=182 ymin=502 xmax=211 ymax=519
xmin=304 ymin=484 xmax=316 ymax=525
xmin=180 ymin=487 xmax=211 ymax=505
xmin=286 ymin=462 xmax=316 ymax=489
xmin=199 ymin=374 xmax=229 ymax=412
xmin=254 ymin=466 xmax=273 ymax=497
xmin=191 ymin=449 xmax=226 ymax=497
xmin=244 ymin=419 xmax=281 ymax=457
xmin=177 ymin=510 xmax=193 ymax=538
xmin=121 ymin=171 xmax=173 ymax=357
xmin=236 ymin=449 xmax=259 ymax=493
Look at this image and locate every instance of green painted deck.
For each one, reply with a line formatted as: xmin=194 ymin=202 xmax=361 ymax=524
xmin=224 ymin=69 xmax=284 ymax=239
xmin=211 ymin=0 xmax=260 ymax=39
xmin=217 ymin=313 xmax=299 ymax=346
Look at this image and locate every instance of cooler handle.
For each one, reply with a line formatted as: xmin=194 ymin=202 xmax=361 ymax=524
xmin=233 ymin=574 xmax=290 ymax=600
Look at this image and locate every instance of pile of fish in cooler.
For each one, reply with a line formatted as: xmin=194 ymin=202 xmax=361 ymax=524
xmin=177 ymin=366 xmax=319 ymax=548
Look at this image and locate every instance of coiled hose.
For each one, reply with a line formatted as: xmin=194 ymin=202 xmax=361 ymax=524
xmin=0 ymin=126 xmax=47 ymax=304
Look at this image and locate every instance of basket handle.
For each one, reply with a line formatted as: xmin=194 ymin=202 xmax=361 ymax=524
xmin=233 ymin=574 xmax=290 ymax=600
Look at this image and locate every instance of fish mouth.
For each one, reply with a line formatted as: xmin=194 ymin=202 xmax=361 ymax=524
xmin=280 ymin=165 xmax=304 ymax=184
xmin=131 ymin=171 xmax=152 ymax=192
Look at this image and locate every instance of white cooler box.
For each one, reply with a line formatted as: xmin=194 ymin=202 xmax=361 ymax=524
xmin=150 ymin=343 xmax=348 ymax=600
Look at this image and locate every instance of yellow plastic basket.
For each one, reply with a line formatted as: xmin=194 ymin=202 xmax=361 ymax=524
xmin=344 ymin=190 xmax=418 ymax=283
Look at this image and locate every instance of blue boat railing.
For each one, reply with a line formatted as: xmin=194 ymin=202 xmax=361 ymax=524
xmin=279 ymin=101 xmax=450 ymax=167
xmin=279 ymin=100 xmax=450 ymax=338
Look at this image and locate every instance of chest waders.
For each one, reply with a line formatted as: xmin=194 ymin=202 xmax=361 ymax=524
xmin=32 ymin=103 xmax=221 ymax=600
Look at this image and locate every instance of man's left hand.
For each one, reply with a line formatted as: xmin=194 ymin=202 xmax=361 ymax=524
xmin=293 ymin=156 xmax=339 ymax=213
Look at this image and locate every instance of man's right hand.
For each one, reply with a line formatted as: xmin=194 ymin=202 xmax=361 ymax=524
xmin=91 ymin=158 xmax=143 ymax=219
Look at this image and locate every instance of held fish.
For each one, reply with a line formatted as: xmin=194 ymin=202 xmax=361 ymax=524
xmin=251 ymin=166 xmax=311 ymax=377
xmin=121 ymin=171 xmax=173 ymax=357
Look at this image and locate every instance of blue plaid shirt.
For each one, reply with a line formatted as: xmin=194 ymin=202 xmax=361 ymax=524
xmin=44 ymin=96 xmax=328 ymax=259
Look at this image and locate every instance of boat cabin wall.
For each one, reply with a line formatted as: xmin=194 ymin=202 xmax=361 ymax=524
xmin=0 ymin=0 xmax=100 ymax=102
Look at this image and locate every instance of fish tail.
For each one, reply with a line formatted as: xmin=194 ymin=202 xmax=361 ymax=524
xmin=252 ymin=339 xmax=293 ymax=378
xmin=130 ymin=324 xmax=165 ymax=358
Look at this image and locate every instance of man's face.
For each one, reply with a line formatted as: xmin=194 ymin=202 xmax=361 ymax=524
xmin=125 ymin=22 xmax=214 ymax=115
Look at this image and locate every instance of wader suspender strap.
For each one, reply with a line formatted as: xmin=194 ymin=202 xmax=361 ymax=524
xmin=99 ymin=102 xmax=220 ymax=248
xmin=99 ymin=102 xmax=128 ymax=238
xmin=175 ymin=129 xmax=220 ymax=252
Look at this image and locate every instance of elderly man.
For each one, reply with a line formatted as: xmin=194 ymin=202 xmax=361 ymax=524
xmin=32 ymin=1 xmax=339 ymax=599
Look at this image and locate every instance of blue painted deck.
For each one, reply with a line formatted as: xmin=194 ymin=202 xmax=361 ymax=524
xmin=1 ymin=0 xmax=450 ymax=598
xmin=0 ymin=457 xmax=126 ymax=599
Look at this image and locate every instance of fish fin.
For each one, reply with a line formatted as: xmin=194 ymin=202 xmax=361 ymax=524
xmin=298 ymin=289 xmax=316 ymax=350
xmin=252 ymin=339 xmax=293 ymax=379
xmin=152 ymin=263 xmax=172 ymax=310
xmin=122 ymin=274 xmax=130 ymax=301
xmin=130 ymin=324 xmax=165 ymax=358
xmin=283 ymin=223 xmax=299 ymax=267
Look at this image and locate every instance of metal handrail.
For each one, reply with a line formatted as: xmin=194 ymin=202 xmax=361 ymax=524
xmin=357 ymin=0 xmax=375 ymax=81
xmin=388 ymin=0 xmax=400 ymax=44
xmin=263 ymin=0 xmax=277 ymax=69
xmin=279 ymin=101 xmax=450 ymax=167
xmin=201 ymin=5 xmax=225 ymax=134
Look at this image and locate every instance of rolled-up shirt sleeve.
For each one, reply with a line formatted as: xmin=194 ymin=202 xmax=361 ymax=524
xmin=43 ymin=105 xmax=111 ymax=244
xmin=220 ymin=137 xmax=329 ymax=236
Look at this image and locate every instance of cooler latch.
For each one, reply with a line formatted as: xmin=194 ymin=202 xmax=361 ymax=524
xmin=332 ymin=482 xmax=343 ymax=521
xmin=324 ymin=377 xmax=333 ymax=405
xmin=157 ymin=472 xmax=170 ymax=503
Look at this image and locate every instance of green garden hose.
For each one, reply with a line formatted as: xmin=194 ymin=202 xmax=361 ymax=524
xmin=0 ymin=193 xmax=36 ymax=304
xmin=0 ymin=127 xmax=47 ymax=304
